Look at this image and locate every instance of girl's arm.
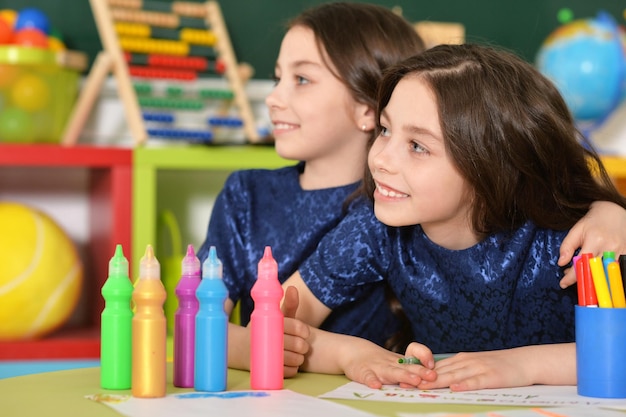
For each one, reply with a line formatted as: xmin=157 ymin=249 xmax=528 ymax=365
xmin=282 ymin=271 xmax=333 ymax=327
xmin=559 ymin=201 xmax=626 ymax=288
xmin=226 ymin=321 xmax=252 ymax=370
xmin=298 ymin=325 xmax=574 ymax=390
xmin=280 ymin=272 xmax=436 ymax=386
xmin=225 ymin=298 xmax=253 ymax=371
xmin=406 ymin=342 xmax=576 ymax=391
xmin=227 ymin=290 xmax=311 ymax=378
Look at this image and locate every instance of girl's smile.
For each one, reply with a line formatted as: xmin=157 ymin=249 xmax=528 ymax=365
xmin=368 ymin=76 xmax=475 ymax=250
xmin=373 ymin=181 xmax=409 ymax=199
xmin=265 ymin=25 xmax=371 ymax=188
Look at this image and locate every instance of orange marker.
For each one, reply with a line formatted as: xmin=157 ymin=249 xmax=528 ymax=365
xmin=589 ymin=256 xmax=613 ymax=308
xmin=608 ymin=262 xmax=626 ymax=308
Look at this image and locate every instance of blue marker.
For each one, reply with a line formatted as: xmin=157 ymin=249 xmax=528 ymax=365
xmin=603 ymin=251 xmax=616 ymax=289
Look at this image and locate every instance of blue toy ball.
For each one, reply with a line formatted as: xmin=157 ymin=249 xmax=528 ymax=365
xmin=14 ymin=7 xmax=51 ymax=35
xmin=536 ymin=11 xmax=625 ymax=131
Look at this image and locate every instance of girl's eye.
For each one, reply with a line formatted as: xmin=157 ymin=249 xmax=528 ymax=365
xmin=379 ymin=126 xmax=390 ymax=137
xmin=296 ymin=75 xmax=310 ymax=85
xmin=271 ymin=76 xmax=280 ymax=86
xmin=410 ymin=141 xmax=428 ymax=154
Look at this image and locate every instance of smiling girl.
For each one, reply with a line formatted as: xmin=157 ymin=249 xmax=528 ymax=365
xmin=286 ymin=43 xmax=626 ymax=391
xmin=195 ymin=3 xmax=426 ymax=375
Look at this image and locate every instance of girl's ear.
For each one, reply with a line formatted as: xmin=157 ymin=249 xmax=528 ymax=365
xmin=355 ymin=103 xmax=376 ymax=132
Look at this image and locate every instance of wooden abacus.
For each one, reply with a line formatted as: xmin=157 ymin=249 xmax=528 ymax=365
xmin=62 ymin=0 xmax=259 ymax=146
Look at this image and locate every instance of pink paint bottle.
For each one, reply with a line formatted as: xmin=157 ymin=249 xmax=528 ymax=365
xmin=173 ymin=244 xmax=201 ymax=388
xmin=250 ymin=246 xmax=284 ymax=390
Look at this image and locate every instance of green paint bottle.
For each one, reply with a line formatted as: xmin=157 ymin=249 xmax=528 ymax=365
xmin=100 ymin=244 xmax=134 ymax=389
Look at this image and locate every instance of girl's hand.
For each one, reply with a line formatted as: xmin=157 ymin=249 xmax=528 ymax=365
xmin=403 ymin=343 xmax=437 ymax=366
xmin=417 ymin=350 xmax=533 ymax=391
xmin=339 ymin=338 xmax=437 ymax=389
xmin=559 ymin=201 xmax=626 ymax=288
xmin=416 ymin=344 xmax=576 ymax=391
xmin=281 ymin=286 xmax=310 ymax=378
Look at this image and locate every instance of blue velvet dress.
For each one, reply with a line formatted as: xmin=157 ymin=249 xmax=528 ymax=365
xmin=197 ymin=163 xmax=400 ymax=346
xmin=299 ymin=198 xmax=577 ymax=353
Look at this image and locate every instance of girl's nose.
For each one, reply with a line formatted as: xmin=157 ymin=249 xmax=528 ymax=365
xmin=369 ymin=138 xmax=394 ymax=174
xmin=265 ymin=82 xmax=285 ymax=109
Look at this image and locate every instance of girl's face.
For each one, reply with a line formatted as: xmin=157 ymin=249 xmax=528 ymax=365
xmin=266 ymin=25 xmax=367 ymax=165
xmin=368 ymin=77 xmax=476 ymax=249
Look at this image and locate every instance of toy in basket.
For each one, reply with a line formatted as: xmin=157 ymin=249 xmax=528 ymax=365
xmin=0 ymin=7 xmax=87 ymax=143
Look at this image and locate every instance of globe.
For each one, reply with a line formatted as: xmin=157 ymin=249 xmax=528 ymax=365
xmin=536 ymin=11 xmax=625 ymax=129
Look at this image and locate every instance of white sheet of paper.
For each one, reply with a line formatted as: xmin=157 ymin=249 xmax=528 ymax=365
xmin=319 ymin=382 xmax=626 ymax=408
xmin=86 ymin=390 xmax=376 ymax=417
xmin=397 ymin=407 xmax=626 ymax=417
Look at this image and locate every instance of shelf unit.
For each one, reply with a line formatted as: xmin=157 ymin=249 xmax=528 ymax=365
xmin=0 ymin=144 xmax=623 ymax=361
xmin=132 ymin=145 xmax=288 ymax=279
xmin=0 ymin=144 xmax=132 ymax=359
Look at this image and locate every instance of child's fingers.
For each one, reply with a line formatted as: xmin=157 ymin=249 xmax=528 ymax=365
xmin=283 ymin=330 xmax=309 ymax=356
xmin=281 ymin=285 xmax=299 ymax=318
xmin=404 ymin=342 xmax=435 ymax=369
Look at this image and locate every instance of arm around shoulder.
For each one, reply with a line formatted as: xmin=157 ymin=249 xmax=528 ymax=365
xmin=560 ymin=201 xmax=626 ymax=288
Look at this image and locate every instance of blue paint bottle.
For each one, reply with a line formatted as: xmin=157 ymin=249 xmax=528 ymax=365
xmin=194 ymin=246 xmax=228 ymax=391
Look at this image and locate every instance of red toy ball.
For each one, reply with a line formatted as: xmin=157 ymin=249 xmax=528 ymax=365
xmin=13 ymin=27 xmax=48 ymax=49
xmin=0 ymin=17 xmax=12 ymax=44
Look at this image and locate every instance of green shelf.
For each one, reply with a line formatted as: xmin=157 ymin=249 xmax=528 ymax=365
xmin=132 ymin=145 xmax=289 ymax=279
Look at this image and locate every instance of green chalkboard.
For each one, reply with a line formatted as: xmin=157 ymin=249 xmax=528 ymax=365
xmin=1 ymin=0 xmax=624 ymax=78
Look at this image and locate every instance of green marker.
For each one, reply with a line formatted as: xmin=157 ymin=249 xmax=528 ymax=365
xmin=398 ymin=357 xmax=422 ymax=365
xmin=398 ymin=354 xmax=452 ymax=365
xmin=100 ymin=244 xmax=134 ymax=389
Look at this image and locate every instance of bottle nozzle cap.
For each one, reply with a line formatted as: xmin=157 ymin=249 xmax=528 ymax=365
xmin=202 ymin=246 xmax=223 ymax=280
xmin=139 ymin=244 xmax=160 ymax=280
xmin=182 ymin=244 xmax=201 ymax=276
xmin=108 ymin=244 xmax=129 ymax=278
xmin=258 ymin=246 xmax=278 ymax=279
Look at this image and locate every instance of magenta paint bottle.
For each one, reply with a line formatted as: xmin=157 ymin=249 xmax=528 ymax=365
xmin=250 ymin=246 xmax=284 ymax=390
xmin=173 ymin=244 xmax=201 ymax=388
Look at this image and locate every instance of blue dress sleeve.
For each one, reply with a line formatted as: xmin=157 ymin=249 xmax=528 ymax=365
xmin=196 ymin=171 xmax=249 ymax=303
xmin=299 ymin=199 xmax=391 ymax=309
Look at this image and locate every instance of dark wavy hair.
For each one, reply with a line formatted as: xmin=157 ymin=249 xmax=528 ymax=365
xmin=288 ymin=2 xmax=425 ymax=116
xmin=365 ymin=43 xmax=626 ymax=351
xmin=365 ymin=43 xmax=626 ymax=234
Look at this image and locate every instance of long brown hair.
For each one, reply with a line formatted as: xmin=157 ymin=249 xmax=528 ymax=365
xmin=370 ymin=44 xmax=626 ymax=352
xmin=366 ymin=44 xmax=626 ymax=234
xmin=288 ymin=2 xmax=425 ymax=116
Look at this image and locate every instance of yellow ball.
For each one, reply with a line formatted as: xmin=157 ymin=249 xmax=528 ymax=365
xmin=47 ymin=37 xmax=66 ymax=51
xmin=11 ymin=73 xmax=50 ymax=112
xmin=0 ymin=202 xmax=83 ymax=340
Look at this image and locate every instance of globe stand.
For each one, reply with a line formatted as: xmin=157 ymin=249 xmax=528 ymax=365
xmin=577 ymin=112 xmax=614 ymax=153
